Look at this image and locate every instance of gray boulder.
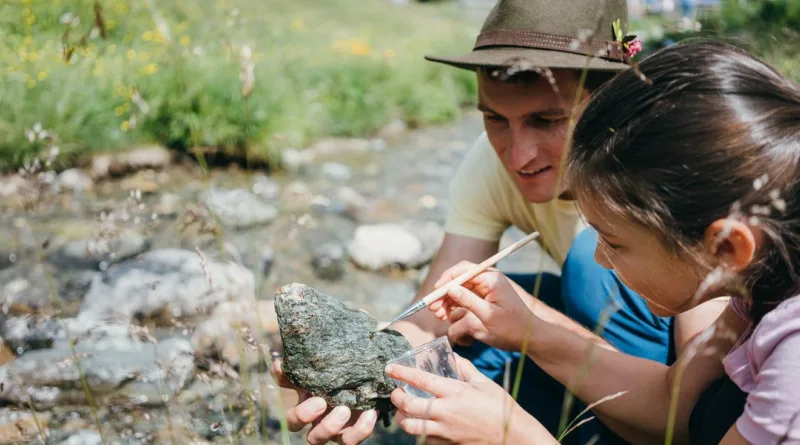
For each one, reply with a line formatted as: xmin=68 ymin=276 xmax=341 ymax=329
xmin=79 ymin=248 xmax=254 ymax=322
xmin=191 ymin=300 xmax=279 ymax=368
xmin=275 ymin=283 xmax=411 ymax=412
xmin=311 ymin=243 xmax=347 ymax=281
xmin=0 ymin=336 xmax=194 ymax=409
xmin=202 ymin=188 xmax=278 ymax=229
xmin=48 ymin=232 xmax=151 ymax=270
xmin=348 ymin=222 xmax=444 ymax=270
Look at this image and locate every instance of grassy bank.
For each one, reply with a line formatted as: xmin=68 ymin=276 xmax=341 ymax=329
xmin=0 ymin=0 xmax=480 ymax=170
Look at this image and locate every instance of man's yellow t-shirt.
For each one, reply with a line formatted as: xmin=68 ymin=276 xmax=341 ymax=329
xmin=445 ymin=133 xmax=586 ymax=266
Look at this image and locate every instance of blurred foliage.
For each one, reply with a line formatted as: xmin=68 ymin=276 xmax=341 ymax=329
xmin=637 ymin=0 xmax=800 ymax=81
xmin=0 ymin=0 xmax=479 ymax=170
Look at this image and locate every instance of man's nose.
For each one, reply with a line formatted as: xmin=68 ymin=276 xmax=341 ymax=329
xmin=508 ymin=125 xmax=539 ymax=170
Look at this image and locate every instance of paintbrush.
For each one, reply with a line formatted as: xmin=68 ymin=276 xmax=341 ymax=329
xmin=374 ymin=231 xmax=540 ymax=332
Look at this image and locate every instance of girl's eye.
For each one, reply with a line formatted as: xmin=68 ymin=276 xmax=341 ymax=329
xmin=601 ymin=238 xmax=623 ymax=251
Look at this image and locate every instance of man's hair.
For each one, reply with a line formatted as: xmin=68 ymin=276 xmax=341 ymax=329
xmin=478 ymin=67 xmax=617 ymax=92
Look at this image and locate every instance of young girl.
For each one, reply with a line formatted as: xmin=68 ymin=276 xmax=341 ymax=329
xmin=386 ymin=40 xmax=800 ymax=444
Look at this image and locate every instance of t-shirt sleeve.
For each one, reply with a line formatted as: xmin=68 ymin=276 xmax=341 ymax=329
xmin=444 ymin=134 xmax=510 ymax=241
xmin=735 ymin=300 xmax=800 ymax=444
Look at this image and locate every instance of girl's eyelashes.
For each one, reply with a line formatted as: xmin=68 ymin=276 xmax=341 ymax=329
xmin=601 ymin=238 xmax=623 ymax=251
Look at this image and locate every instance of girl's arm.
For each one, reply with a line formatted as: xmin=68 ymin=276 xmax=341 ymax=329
xmin=526 ymin=304 xmax=748 ymax=444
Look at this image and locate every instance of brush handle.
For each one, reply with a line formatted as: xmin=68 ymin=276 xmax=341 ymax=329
xmin=420 ymin=231 xmax=540 ymax=307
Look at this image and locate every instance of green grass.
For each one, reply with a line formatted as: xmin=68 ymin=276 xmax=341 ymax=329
xmin=0 ymin=0 xmax=480 ymax=170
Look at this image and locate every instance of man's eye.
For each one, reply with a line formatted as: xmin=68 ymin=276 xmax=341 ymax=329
xmin=484 ymin=114 xmax=506 ymax=123
xmin=533 ymin=116 xmax=567 ymax=126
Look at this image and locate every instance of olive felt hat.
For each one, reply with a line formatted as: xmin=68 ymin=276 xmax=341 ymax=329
xmin=426 ymin=0 xmax=632 ymax=72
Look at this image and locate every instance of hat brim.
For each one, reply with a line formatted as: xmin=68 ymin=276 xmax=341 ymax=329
xmin=425 ymin=47 xmax=629 ymax=72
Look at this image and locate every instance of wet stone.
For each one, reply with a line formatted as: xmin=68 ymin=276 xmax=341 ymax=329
xmin=202 ymin=188 xmax=278 ymax=229
xmin=310 ymin=243 xmax=347 ymax=281
xmin=2 ymin=315 xmax=62 ymax=352
xmin=79 ymin=248 xmax=255 ymax=322
xmin=48 ymin=232 xmax=151 ymax=270
xmin=275 ymin=283 xmax=411 ymax=412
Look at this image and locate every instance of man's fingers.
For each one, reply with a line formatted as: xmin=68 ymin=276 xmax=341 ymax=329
xmin=390 ymin=388 xmax=437 ymax=419
xmin=271 ymin=360 xmax=295 ymax=389
xmin=385 ymin=364 xmax=459 ymax=398
xmin=306 ymin=406 xmax=352 ymax=445
xmin=285 ymin=397 xmax=327 ymax=432
xmin=337 ymin=410 xmax=377 ymax=445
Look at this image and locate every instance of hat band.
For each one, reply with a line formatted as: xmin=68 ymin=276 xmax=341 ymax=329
xmin=474 ymin=29 xmax=627 ymax=63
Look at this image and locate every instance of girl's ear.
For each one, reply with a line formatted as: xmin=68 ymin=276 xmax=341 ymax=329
xmin=704 ymin=219 xmax=757 ymax=270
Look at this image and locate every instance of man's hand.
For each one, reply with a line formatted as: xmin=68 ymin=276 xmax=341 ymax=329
xmin=271 ymin=360 xmax=377 ymax=445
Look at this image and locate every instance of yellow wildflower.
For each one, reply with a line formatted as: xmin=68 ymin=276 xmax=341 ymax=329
xmin=142 ymin=63 xmax=158 ymax=75
xmin=107 ymin=19 xmax=117 ymax=30
xmin=291 ymin=18 xmax=306 ymax=31
xmin=120 ymin=120 xmax=130 ymax=131
xmin=142 ymin=30 xmax=154 ymax=41
xmin=154 ymin=29 xmax=168 ymax=44
xmin=37 ymin=71 xmax=47 ymax=81
xmin=26 ymin=15 xmax=36 ymax=25
xmin=127 ymin=49 xmax=136 ymax=60
xmin=23 ymin=36 xmax=33 ymax=46
xmin=114 ymin=106 xmax=125 ymax=116
xmin=116 ymin=2 xmax=129 ymax=14
xmin=351 ymin=40 xmax=371 ymax=56
xmin=179 ymin=35 xmax=191 ymax=46
xmin=27 ymin=79 xmax=36 ymax=88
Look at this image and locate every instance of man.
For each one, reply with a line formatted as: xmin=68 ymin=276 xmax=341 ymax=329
xmin=274 ymin=1 xmax=725 ymax=444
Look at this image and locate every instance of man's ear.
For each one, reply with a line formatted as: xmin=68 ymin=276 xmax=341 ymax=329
xmin=704 ymin=219 xmax=757 ymax=270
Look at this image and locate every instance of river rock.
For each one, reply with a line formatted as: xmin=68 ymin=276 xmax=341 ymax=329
xmin=56 ymin=169 xmax=93 ymax=192
xmin=91 ymin=145 xmax=172 ymax=179
xmin=57 ymin=430 xmax=103 ymax=445
xmin=191 ymin=300 xmax=279 ymax=368
xmin=251 ymin=174 xmax=281 ymax=200
xmin=79 ymin=248 xmax=255 ymax=322
xmin=202 ymin=188 xmax=278 ymax=229
xmin=0 ymin=408 xmax=50 ymax=444
xmin=0 ymin=337 xmax=194 ymax=410
xmin=311 ymin=243 xmax=347 ymax=281
xmin=348 ymin=222 xmax=444 ymax=270
xmin=259 ymin=246 xmax=276 ymax=277
xmin=321 ymin=162 xmax=353 ymax=182
xmin=377 ymin=118 xmax=408 ymax=139
xmin=48 ymin=232 xmax=151 ymax=270
xmin=281 ymin=148 xmax=314 ymax=172
xmin=2 ymin=316 xmax=62 ymax=353
xmin=275 ymin=283 xmax=411 ymax=411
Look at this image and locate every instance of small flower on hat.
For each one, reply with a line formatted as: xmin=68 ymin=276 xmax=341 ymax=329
xmin=612 ymin=19 xmax=643 ymax=59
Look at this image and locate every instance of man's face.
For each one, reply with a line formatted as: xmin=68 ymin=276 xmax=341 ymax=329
xmin=478 ymin=70 xmax=585 ymax=203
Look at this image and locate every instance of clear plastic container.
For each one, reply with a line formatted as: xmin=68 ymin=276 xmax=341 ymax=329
xmin=387 ymin=336 xmax=461 ymax=399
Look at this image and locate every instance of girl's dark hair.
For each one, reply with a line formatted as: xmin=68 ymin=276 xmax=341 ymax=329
xmin=567 ymin=40 xmax=800 ymax=323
